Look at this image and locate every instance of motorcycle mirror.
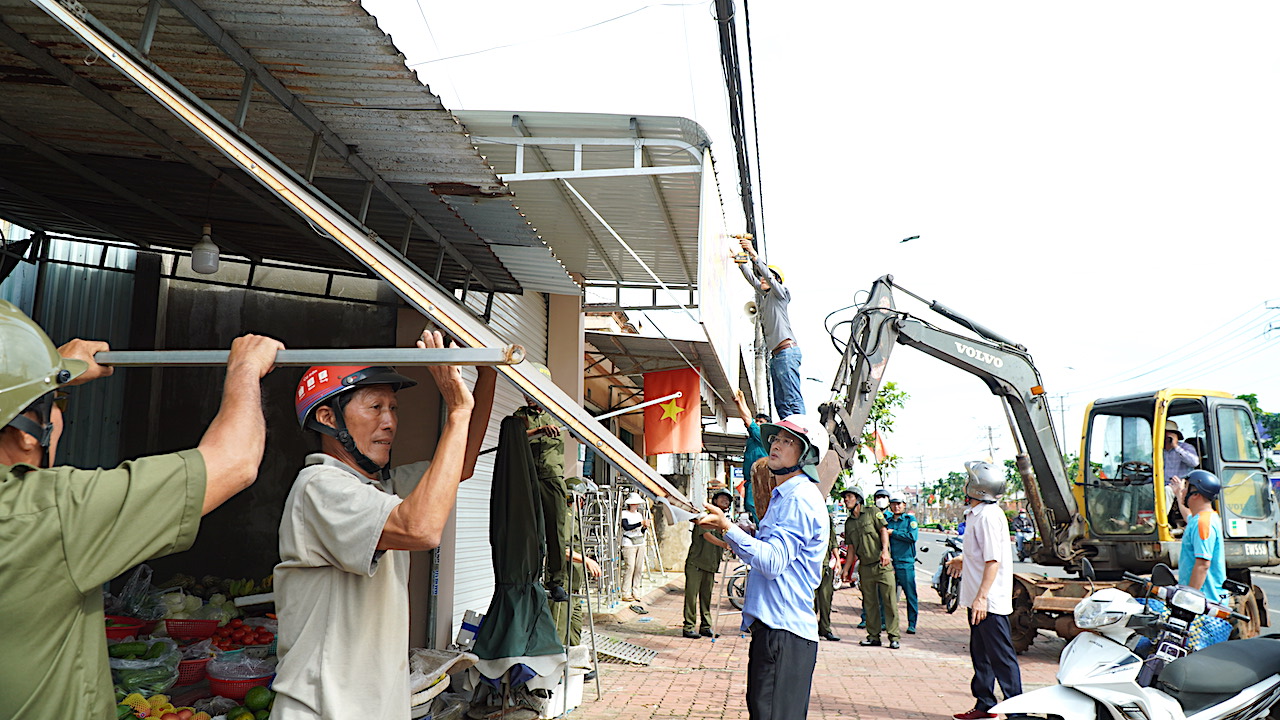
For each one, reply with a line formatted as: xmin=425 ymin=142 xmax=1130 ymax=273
xmin=1151 ymin=563 xmax=1176 ymax=587
xmin=1223 ymin=578 xmax=1249 ymax=596
xmin=1078 ymin=557 xmax=1096 ymax=581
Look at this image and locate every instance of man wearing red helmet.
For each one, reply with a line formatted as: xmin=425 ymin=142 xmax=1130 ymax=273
xmin=273 ymin=329 xmax=496 ymax=720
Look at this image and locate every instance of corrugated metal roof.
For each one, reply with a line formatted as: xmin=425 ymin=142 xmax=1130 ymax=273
xmin=584 ymin=330 xmax=733 ymax=414
xmin=0 ymin=0 xmax=576 ymax=295
xmin=455 ymin=111 xmax=710 ymax=291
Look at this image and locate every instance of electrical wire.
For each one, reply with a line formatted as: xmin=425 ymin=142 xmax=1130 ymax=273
xmin=741 ymin=0 xmax=767 ymax=254
xmin=412 ymin=0 xmax=465 ymax=108
xmin=406 ymin=2 xmax=706 ymax=67
xmin=1133 ymin=332 xmax=1277 ymax=391
xmin=1064 ymin=303 xmax=1273 ymax=393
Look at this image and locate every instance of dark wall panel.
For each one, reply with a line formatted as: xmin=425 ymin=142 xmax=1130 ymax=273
xmin=142 ymin=282 xmax=396 ymax=583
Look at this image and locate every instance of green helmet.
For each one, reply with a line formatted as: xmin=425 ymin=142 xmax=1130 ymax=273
xmin=0 ymin=300 xmax=86 ymax=437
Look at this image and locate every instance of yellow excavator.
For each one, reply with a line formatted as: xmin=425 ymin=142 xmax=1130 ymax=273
xmin=819 ymin=275 xmax=1276 ymax=651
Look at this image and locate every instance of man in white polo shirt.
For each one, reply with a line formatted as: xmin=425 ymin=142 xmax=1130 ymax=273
xmin=946 ymin=461 xmax=1022 ymax=720
xmin=273 ymin=330 xmax=496 ymax=720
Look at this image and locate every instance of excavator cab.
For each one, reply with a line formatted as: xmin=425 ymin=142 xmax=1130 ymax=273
xmin=1078 ymin=389 xmax=1279 ymax=574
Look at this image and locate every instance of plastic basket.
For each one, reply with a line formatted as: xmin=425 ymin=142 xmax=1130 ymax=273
xmin=175 ymin=657 xmax=209 ymax=686
xmin=138 ymin=619 xmax=160 ymax=635
xmin=105 ymin=615 xmax=143 ymax=640
xmin=208 ymin=673 xmax=274 ymax=701
xmin=166 ymin=618 xmax=218 ymax=641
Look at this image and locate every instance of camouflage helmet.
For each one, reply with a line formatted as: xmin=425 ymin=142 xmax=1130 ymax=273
xmin=0 ymin=300 xmax=86 ymax=431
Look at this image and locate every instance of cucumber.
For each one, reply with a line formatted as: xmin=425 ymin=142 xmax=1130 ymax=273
xmin=108 ymin=642 xmax=147 ymax=658
xmin=142 ymin=642 xmax=166 ymax=660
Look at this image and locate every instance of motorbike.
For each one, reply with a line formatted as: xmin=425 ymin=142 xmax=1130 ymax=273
xmin=1014 ymin=529 xmax=1035 ymax=562
xmin=930 ymin=536 xmax=962 ymax=614
xmin=992 ymin=562 xmax=1280 ymax=720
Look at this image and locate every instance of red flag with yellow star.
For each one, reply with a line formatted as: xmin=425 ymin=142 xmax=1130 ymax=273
xmin=642 ymin=368 xmax=702 ymax=454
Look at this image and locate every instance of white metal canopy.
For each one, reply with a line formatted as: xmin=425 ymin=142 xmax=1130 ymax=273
xmin=455 ymin=111 xmax=710 ymax=306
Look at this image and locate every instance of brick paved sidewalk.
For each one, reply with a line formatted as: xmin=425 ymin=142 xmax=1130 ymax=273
xmin=574 ymin=570 xmax=1065 ymax=720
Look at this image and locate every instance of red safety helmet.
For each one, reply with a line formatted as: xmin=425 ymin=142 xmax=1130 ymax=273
xmin=295 ymin=365 xmax=417 ymax=429
xmin=295 ymin=365 xmax=417 ymax=477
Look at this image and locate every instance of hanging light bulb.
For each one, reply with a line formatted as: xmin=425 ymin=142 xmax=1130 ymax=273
xmin=192 ymin=222 xmax=219 ymax=274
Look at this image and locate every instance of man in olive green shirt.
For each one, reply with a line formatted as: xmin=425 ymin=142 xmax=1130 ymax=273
xmin=683 ymin=491 xmax=733 ymax=638
xmin=0 ymin=301 xmax=282 ymax=720
xmin=514 ymin=394 xmax=571 ymax=601
xmin=840 ymin=488 xmax=899 ymax=649
xmin=549 ymin=486 xmax=602 ymax=646
xmin=814 ymin=522 xmax=841 ymax=641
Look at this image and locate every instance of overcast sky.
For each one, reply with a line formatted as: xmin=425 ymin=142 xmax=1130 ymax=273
xmin=363 ymin=1 xmax=1278 ymax=492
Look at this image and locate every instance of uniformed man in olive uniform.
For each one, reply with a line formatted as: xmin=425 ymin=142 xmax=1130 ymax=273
xmin=0 ymin=301 xmax=282 ymax=719
xmin=513 ymin=365 xmax=570 ymax=602
xmin=841 ymin=487 xmax=900 ymax=648
xmin=814 ymin=521 xmax=841 ymax=641
xmin=550 ymin=478 xmax=601 ymax=645
xmin=683 ymin=490 xmax=733 ymax=638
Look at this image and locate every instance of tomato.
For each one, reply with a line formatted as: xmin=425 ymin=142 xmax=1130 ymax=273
xmin=260 ymin=632 xmax=274 ymax=644
xmin=230 ymin=619 xmax=244 ymax=628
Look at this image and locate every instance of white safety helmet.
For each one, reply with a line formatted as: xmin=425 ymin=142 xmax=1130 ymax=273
xmin=760 ymin=414 xmax=828 ymax=481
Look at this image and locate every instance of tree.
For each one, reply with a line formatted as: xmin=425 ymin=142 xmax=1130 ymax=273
xmin=1063 ymin=452 xmax=1081 ymax=482
xmin=924 ymin=470 xmax=968 ymax=504
xmin=1002 ymin=459 xmax=1025 ymax=497
xmin=1236 ymin=393 xmax=1279 ymax=470
xmin=854 ymin=381 xmax=909 ymax=486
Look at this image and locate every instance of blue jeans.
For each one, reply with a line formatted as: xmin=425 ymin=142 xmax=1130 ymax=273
xmin=893 ymin=563 xmax=918 ymax=629
xmin=768 ymin=345 xmax=804 ymax=418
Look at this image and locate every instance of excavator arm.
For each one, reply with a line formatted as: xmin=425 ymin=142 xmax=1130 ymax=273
xmin=818 ymin=275 xmax=1085 ymax=566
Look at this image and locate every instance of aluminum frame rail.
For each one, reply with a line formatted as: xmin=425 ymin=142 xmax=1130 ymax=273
xmin=94 ymin=346 xmax=525 ymax=368
xmin=31 ymin=0 xmax=694 ymax=511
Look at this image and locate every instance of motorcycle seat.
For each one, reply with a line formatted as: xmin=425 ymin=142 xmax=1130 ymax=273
xmin=1156 ymin=637 xmax=1280 ymax=714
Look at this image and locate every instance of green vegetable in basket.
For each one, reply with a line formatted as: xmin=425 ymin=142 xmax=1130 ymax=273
xmin=109 ymin=642 xmax=148 ymax=659
xmin=116 ymin=703 xmax=135 ymax=719
xmin=142 ymin=642 xmax=166 ymax=660
xmin=113 ymin=665 xmax=176 ymax=694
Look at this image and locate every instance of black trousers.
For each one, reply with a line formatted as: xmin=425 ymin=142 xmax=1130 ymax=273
xmin=968 ymin=611 xmax=1022 ymax=711
xmin=746 ymin=621 xmax=818 ymax=720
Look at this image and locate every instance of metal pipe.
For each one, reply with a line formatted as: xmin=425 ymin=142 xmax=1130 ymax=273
xmin=94 ymin=345 xmax=525 ymax=368
xmin=576 ymin=495 xmax=602 ymax=700
xmin=593 ymin=391 xmax=681 ymax=421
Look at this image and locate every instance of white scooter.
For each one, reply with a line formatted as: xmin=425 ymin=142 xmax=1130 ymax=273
xmin=993 ymin=562 xmax=1280 ymax=720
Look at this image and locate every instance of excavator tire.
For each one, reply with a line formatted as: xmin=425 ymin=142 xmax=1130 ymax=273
xmin=1233 ymin=587 xmax=1262 ymax=640
xmin=1009 ymin=581 xmax=1037 ymax=654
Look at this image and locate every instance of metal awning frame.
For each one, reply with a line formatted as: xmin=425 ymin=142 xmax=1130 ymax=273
xmin=466 ymin=113 xmax=702 ymax=301
xmin=16 ymin=232 xmax=405 ymax=309
xmin=478 ymin=136 xmax=702 ymax=183
xmin=8 ymin=0 xmax=523 ymax=296
xmin=158 ymin=0 xmax=496 ymax=293
xmin=29 ymin=0 xmax=695 ymax=511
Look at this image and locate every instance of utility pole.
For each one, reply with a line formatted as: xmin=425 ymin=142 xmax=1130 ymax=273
xmin=1049 ymin=394 xmax=1068 ymax=436
xmin=982 ymin=425 xmax=998 ymax=460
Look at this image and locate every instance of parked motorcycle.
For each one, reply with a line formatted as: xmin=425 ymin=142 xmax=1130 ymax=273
xmin=992 ymin=563 xmax=1280 ymax=720
xmin=930 ymin=536 xmax=962 ymax=614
